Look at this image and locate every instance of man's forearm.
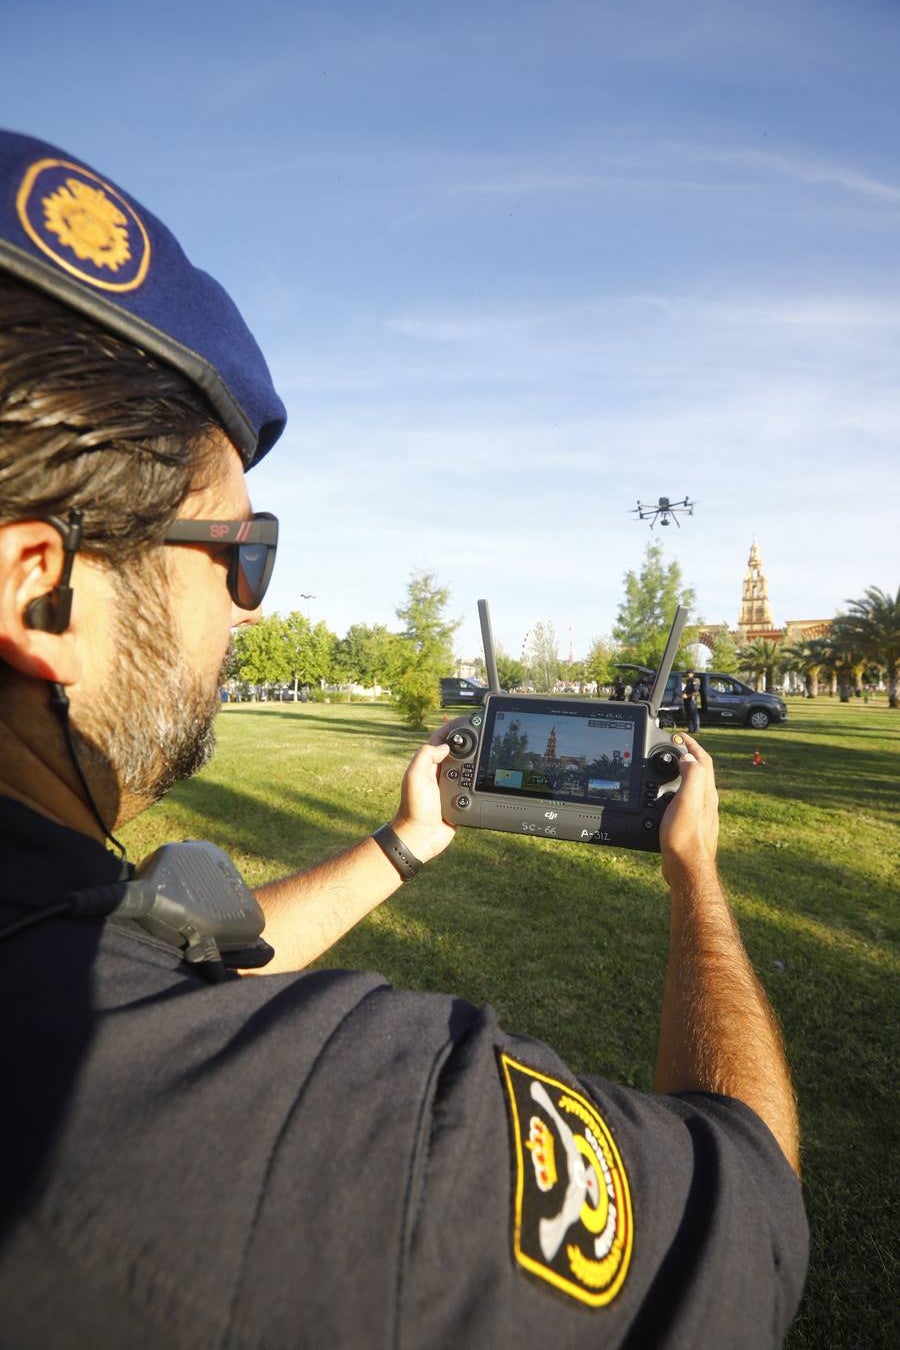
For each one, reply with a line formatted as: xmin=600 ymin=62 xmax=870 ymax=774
xmin=245 ymin=740 xmax=455 ymax=976
xmin=654 ymin=860 xmax=801 ymax=1174
xmin=249 ymin=834 xmax=405 ymax=974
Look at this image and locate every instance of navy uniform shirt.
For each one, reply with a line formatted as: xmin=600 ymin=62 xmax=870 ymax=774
xmin=0 ymin=797 xmax=808 ymax=1348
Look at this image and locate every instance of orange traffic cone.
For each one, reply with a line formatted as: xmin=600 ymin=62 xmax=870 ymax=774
xmin=752 ymin=747 xmax=765 ymax=766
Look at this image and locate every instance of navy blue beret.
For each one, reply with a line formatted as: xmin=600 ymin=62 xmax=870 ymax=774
xmin=0 ymin=128 xmax=286 ymax=468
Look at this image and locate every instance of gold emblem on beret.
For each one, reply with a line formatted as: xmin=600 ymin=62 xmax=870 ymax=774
xmin=43 ymin=179 xmax=131 ymax=272
xmin=16 ymin=158 xmax=150 ymax=292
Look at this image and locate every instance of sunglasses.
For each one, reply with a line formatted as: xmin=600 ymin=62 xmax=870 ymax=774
xmin=162 ymin=511 xmax=279 ymax=610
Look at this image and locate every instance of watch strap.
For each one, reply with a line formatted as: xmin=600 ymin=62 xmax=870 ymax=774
xmin=372 ymin=824 xmax=423 ymax=881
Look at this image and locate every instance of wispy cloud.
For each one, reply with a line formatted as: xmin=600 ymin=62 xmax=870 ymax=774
xmin=632 ymin=294 xmax=900 ymax=327
xmin=452 ymin=171 xmax=603 ymax=197
xmin=438 ymin=141 xmax=900 ymax=211
xmin=383 ymin=307 xmax=576 ymax=343
xmin=700 ymin=147 xmax=900 ymax=204
xmin=661 ymin=144 xmax=900 ymax=206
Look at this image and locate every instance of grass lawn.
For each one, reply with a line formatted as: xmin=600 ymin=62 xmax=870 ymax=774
xmin=122 ymin=694 xmax=899 ymax=1349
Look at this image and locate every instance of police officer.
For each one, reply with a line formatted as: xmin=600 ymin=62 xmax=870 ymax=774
xmin=682 ymin=670 xmax=701 ymax=734
xmin=0 ymin=130 xmax=806 ymax=1348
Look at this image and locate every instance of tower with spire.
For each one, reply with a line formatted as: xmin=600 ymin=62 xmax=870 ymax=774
xmin=737 ymin=539 xmax=775 ymax=637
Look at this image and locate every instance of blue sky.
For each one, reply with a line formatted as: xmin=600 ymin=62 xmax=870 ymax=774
xmin=3 ymin=0 xmax=898 ymax=662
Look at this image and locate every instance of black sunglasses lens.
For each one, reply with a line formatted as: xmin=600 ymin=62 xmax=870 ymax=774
xmin=231 ymin=542 xmax=274 ymax=610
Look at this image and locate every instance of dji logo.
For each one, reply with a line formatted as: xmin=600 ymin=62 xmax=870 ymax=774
xmin=544 ymin=811 xmax=558 ymax=820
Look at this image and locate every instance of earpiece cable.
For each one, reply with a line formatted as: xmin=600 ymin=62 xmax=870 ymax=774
xmin=49 ymin=682 xmax=127 ymax=859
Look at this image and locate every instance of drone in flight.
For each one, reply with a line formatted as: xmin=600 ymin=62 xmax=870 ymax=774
xmin=631 ymin=495 xmax=696 ymax=529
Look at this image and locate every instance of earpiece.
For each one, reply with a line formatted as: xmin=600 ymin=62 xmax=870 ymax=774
xmin=25 ymin=590 xmax=69 ymax=633
xmin=23 ymin=510 xmax=83 ymax=635
xmin=25 ymin=594 xmax=52 ymax=631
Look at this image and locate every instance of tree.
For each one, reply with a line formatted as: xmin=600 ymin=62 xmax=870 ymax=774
xmin=230 ymin=612 xmax=337 ymax=696
xmin=614 ymin=542 xmax=696 ymax=667
xmin=233 ymin=614 xmax=290 ymax=688
xmin=707 ymin=625 xmax=740 ymax=674
xmin=311 ymin=620 xmax=337 ymax=686
xmin=563 ymin=659 xmax=587 ymax=688
xmin=336 ymin=623 xmax=399 ymax=692
xmin=495 ymin=652 xmax=526 ymax=691
xmin=781 ymin=639 xmax=824 ymax=698
xmin=832 ymin=586 xmax=900 ymax=708
xmin=487 ymin=717 xmax=531 ymax=774
xmin=737 ymin=637 xmax=783 ymax=692
xmin=812 ymin=631 xmax=864 ymax=702
xmin=524 ymin=621 xmax=559 ymax=692
xmin=583 ymin=634 xmax=618 ymax=689
xmin=392 ymin=571 xmax=459 ymax=727
xmin=283 ymin=612 xmax=336 ymax=692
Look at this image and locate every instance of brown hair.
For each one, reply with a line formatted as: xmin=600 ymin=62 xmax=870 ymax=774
xmin=0 ymin=273 xmax=222 ymax=561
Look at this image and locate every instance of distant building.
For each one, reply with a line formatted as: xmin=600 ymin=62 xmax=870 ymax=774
xmin=731 ymin=539 xmax=830 ymax=648
xmin=695 ymin=541 xmax=832 ymax=688
xmin=736 ymin=539 xmax=777 ymax=639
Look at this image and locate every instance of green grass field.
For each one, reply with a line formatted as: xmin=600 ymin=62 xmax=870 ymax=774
xmin=122 ymin=695 xmax=899 ymax=1349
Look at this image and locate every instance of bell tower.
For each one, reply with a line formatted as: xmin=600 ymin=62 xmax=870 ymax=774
xmin=737 ymin=540 xmax=774 ymax=636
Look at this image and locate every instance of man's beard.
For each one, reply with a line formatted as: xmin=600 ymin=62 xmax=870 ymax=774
xmin=71 ymin=564 xmax=227 ymax=816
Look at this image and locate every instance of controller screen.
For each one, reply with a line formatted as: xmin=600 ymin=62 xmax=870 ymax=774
xmin=474 ymin=699 xmax=645 ymax=806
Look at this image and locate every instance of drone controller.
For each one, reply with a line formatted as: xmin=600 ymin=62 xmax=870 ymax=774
xmin=439 ymin=602 xmax=689 ymax=853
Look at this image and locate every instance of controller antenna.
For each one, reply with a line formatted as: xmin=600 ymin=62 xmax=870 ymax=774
xmin=477 ymin=599 xmax=501 ymax=692
xmin=648 ymin=605 xmax=689 ymax=717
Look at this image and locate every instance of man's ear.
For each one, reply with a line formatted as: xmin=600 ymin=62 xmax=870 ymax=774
xmin=0 ymin=521 xmax=81 ymax=684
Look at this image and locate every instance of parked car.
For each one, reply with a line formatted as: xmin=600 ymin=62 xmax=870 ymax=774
xmin=616 ymin=666 xmax=787 ymax=730
xmin=439 ymin=677 xmax=491 ymax=708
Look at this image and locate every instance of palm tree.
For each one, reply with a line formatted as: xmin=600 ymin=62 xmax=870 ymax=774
xmin=814 ymin=630 xmax=865 ymax=703
xmin=781 ymin=640 xmax=825 ymax=698
xmin=832 ymin=586 xmax=900 ymax=708
xmin=737 ymin=637 xmax=783 ymax=692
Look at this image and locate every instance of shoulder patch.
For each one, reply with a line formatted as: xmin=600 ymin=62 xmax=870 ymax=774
xmin=499 ymin=1052 xmax=633 ymax=1307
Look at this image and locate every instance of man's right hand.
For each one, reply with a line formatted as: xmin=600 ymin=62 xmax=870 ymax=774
xmin=658 ymin=734 xmax=719 ymax=887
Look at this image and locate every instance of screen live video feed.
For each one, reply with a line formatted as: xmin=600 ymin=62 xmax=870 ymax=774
xmin=477 ymin=702 xmax=642 ymax=806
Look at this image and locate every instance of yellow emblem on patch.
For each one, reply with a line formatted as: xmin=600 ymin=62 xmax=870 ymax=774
xmin=43 ymin=178 xmax=131 ymax=271
xmin=16 ymin=158 xmax=150 ymax=292
xmin=500 ymin=1053 xmax=633 ymax=1307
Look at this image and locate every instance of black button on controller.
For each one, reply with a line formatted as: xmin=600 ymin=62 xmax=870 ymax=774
xmin=447 ymin=728 xmax=478 ymax=759
xmin=648 ymin=747 xmax=682 ymax=783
